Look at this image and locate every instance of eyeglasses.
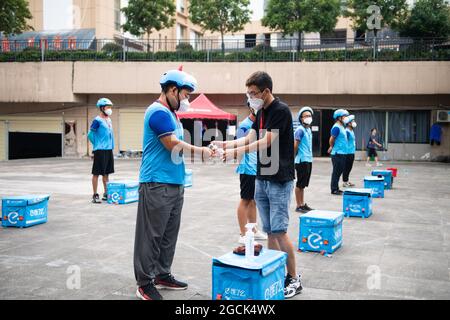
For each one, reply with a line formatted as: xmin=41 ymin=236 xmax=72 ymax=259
xmin=246 ymin=90 xmax=262 ymax=99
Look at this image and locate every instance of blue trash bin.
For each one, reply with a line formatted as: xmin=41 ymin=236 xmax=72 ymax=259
xmin=299 ymin=210 xmax=344 ymax=254
xmin=343 ymin=188 xmax=373 ymax=218
xmin=212 ymin=249 xmax=287 ymax=300
xmin=2 ymin=195 xmax=50 ymax=228
xmin=372 ymin=170 xmax=393 ymax=189
xmin=107 ymin=181 xmax=139 ymax=204
xmin=364 ymin=176 xmax=385 ymax=198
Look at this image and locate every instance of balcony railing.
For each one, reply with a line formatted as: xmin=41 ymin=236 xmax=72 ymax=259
xmin=1 ymin=37 xmax=449 ymax=62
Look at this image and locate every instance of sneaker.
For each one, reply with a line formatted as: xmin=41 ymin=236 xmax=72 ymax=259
xmin=92 ymin=194 xmax=101 ymax=204
xmin=295 ymin=203 xmax=314 ymax=213
xmin=254 ymin=230 xmax=268 ymax=241
xmin=102 ymin=193 xmax=108 ymax=201
xmin=376 ymin=163 xmax=383 ymax=167
xmin=238 ymin=235 xmax=260 ymax=245
xmin=155 ymin=274 xmax=188 ymax=291
xmin=331 ymin=190 xmax=344 ymax=196
xmin=343 ymin=182 xmax=355 ymax=188
xmin=284 ymin=274 xmax=303 ymax=299
xmin=365 ymin=163 xmax=372 ymax=167
xmin=136 ymin=282 xmax=163 ymax=300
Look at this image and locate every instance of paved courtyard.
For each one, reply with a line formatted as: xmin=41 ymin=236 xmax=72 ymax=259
xmin=0 ymin=158 xmax=449 ymax=300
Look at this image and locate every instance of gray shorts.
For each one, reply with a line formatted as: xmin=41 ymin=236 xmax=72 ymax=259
xmin=255 ymin=179 xmax=293 ymax=234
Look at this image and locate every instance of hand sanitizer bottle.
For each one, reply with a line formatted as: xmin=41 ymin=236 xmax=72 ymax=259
xmin=245 ymin=223 xmax=256 ymax=261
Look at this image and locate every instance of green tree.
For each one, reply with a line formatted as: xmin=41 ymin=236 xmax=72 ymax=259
xmin=189 ymin=0 xmax=251 ymax=56
xmin=0 ymin=0 xmax=33 ymax=35
xmin=400 ymin=0 xmax=450 ymax=38
xmin=344 ymin=0 xmax=408 ymax=37
xmin=122 ymin=0 xmax=176 ymax=52
xmin=262 ymin=0 xmax=341 ymax=51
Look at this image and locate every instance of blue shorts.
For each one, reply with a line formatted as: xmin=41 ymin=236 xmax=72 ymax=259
xmin=255 ymin=179 xmax=294 ymax=234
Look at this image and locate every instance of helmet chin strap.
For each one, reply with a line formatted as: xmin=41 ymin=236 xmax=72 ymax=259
xmin=167 ymin=88 xmax=181 ymax=112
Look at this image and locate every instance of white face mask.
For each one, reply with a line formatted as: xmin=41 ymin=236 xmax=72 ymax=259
xmin=303 ymin=117 xmax=313 ymax=125
xmin=352 ymin=122 xmax=357 ymax=128
xmin=246 ymin=93 xmax=265 ymax=111
xmin=178 ymin=99 xmax=190 ymax=112
xmin=248 ymin=98 xmax=264 ymax=111
xmin=104 ymin=108 xmax=113 ymax=116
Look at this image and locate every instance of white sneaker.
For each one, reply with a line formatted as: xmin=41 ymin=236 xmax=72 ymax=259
xmin=347 ymin=181 xmax=355 ymax=187
xmin=254 ymin=230 xmax=268 ymax=240
xmin=238 ymin=235 xmax=260 ymax=245
xmin=284 ymin=275 xmax=303 ymax=299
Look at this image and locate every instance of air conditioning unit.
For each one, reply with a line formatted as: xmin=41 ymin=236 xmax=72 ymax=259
xmin=437 ymin=110 xmax=450 ymax=123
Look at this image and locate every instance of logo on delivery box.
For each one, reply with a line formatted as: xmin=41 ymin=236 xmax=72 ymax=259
xmin=7 ymin=212 xmax=20 ymax=225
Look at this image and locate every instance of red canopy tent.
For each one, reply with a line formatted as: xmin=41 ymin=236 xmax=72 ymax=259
xmin=177 ymin=94 xmax=237 ymax=121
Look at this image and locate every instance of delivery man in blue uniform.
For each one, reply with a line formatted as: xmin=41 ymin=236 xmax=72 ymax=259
xmin=88 ymin=98 xmax=115 ymax=204
xmin=294 ymin=107 xmax=314 ymax=213
xmin=133 ymin=69 xmax=214 ymax=300
xmin=328 ymin=109 xmax=349 ymax=195
xmin=343 ymin=115 xmax=356 ymax=188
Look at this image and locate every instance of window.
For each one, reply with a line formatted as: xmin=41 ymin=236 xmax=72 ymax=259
xmin=245 ymin=34 xmax=256 ymax=48
xmin=177 ymin=0 xmax=185 ymax=13
xmin=322 ymin=29 xmax=346 ymax=44
xmin=177 ymin=24 xmax=186 ymax=42
xmin=114 ymin=0 xmax=121 ymax=32
xmin=388 ymin=111 xmax=430 ymax=144
xmin=351 ymin=111 xmax=387 ymax=150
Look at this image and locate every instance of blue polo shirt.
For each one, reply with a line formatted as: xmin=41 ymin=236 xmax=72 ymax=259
xmin=346 ymin=128 xmax=356 ymax=154
xmin=330 ymin=123 xmax=348 ymax=155
xmin=89 ymin=116 xmax=114 ymax=151
xmin=139 ymin=101 xmax=185 ymax=185
xmin=236 ymin=117 xmax=257 ymax=176
xmin=294 ymin=125 xmax=313 ymax=163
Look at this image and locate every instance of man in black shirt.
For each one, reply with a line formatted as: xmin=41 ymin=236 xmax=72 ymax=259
xmin=216 ymin=71 xmax=302 ymax=299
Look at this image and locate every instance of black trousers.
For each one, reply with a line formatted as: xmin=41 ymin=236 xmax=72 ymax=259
xmin=134 ymin=183 xmax=184 ymax=287
xmin=343 ymin=154 xmax=355 ymax=183
xmin=331 ymin=154 xmax=346 ymax=192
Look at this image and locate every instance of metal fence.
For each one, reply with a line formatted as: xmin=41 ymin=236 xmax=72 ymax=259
xmin=1 ymin=37 xmax=449 ymax=62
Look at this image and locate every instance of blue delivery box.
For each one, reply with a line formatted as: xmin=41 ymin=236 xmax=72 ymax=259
xmin=107 ymin=181 xmax=139 ymax=204
xmin=184 ymin=169 xmax=193 ymax=188
xmin=2 ymin=195 xmax=50 ymax=228
xmin=364 ymin=176 xmax=385 ymax=198
xmin=299 ymin=210 xmax=344 ymax=254
xmin=343 ymin=188 xmax=373 ymax=218
xmin=372 ymin=170 xmax=393 ymax=189
xmin=212 ymin=249 xmax=287 ymax=300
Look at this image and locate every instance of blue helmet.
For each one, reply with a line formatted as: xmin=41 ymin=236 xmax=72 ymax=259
xmin=298 ymin=106 xmax=314 ymax=121
xmin=96 ymin=98 xmax=113 ymax=108
xmin=333 ymin=109 xmax=349 ymax=120
xmin=160 ymin=70 xmax=197 ymax=92
xmin=344 ymin=115 xmax=355 ymax=125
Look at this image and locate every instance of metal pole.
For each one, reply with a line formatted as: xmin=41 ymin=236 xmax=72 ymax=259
xmin=373 ymin=36 xmax=377 ymax=60
xmin=123 ymin=36 xmax=126 ymax=62
xmin=41 ymin=39 xmax=45 ymax=62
